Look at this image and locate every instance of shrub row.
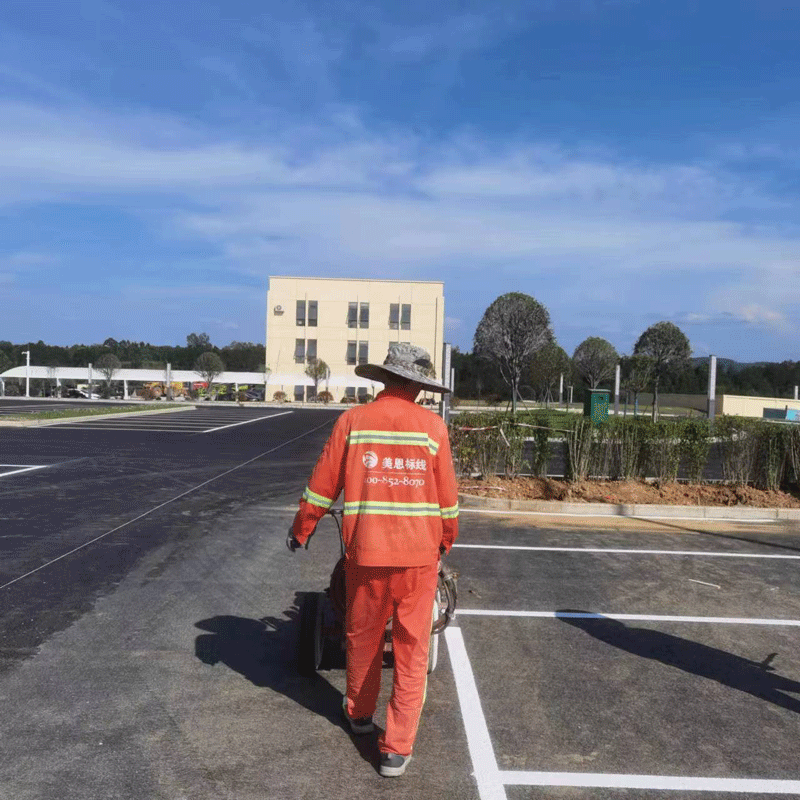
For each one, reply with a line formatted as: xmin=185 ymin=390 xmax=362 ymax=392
xmin=449 ymin=411 xmax=800 ymax=490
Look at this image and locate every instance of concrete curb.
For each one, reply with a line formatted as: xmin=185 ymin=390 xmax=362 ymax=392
xmin=0 ymin=405 xmax=195 ymax=428
xmin=458 ymin=493 xmax=800 ymax=521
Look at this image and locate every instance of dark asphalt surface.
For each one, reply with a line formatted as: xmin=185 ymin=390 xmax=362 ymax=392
xmin=1 ymin=407 xmax=799 ymax=799
xmin=0 ymin=406 xmax=339 ymax=671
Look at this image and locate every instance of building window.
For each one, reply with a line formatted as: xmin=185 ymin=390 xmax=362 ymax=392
xmin=306 ymin=339 xmax=317 ymax=361
xmin=389 ymin=303 xmax=399 ymax=329
xmin=346 ymin=341 xmax=357 ymax=365
xmin=348 ymin=302 xmax=358 ymax=328
xmin=346 ymin=386 xmax=356 ymax=399
xmin=401 ymin=303 xmax=411 ymax=330
xmin=297 ymin=300 xmax=318 ymax=326
xmin=294 ymin=338 xmax=305 ymax=363
xmin=358 ymin=341 xmax=368 ymax=365
xmin=294 ymin=385 xmax=305 ymax=402
xmin=357 ymin=386 xmax=368 ymax=399
xmin=359 ymin=302 xmax=369 ymax=328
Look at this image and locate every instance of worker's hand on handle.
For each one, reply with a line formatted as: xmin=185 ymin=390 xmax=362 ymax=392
xmin=286 ymin=529 xmax=307 ymax=552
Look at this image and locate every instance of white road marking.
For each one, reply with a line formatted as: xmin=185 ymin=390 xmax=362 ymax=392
xmin=0 ymin=417 xmax=333 ymax=591
xmin=500 ymin=771 xmax=800 ymax=793
xmin=0 ymin=464 xmax=48 ymax=478
xmin=688 ymin=578 xmax=721 ymax=588
xmin=457 ymin=610 xmax=800 ymax=626
xmin=42 ymin=426 xmax=195 ymax=433
xmin=447 ymin=622 xmax=800 ymax=796
xmin=453 ymin=544 xmax=800 ymax=559
xmin=458 ymin=507 xmax=779 ymax=523
xmin=444 ymin=627 xmax=507 ymax=800
xmin=203 ymin=410 xmax=293 ymax=433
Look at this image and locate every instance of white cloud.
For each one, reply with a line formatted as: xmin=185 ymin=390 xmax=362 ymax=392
xmin=1 ymin=99 xmax=798 ymax=357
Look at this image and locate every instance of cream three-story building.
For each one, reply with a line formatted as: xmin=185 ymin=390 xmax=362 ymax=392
xmin=266 ymin=277 xmax=445 ymax=402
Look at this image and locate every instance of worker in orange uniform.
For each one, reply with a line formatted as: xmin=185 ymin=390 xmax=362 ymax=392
xmin=287 ymin=343 xmax=459 ymax=777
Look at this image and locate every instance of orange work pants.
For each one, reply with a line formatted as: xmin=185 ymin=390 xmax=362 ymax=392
xmin=344 ymin=561 xmax=439 ymax=757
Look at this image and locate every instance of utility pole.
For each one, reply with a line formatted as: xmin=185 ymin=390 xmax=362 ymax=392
xmin=614 ymin=363 xmax=621 ymax=416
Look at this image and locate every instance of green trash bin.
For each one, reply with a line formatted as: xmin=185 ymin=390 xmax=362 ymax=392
xmin=584 ymin=390 xmax=610 ymax=424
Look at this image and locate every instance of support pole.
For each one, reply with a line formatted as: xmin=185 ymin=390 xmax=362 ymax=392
xmin=795 ymin=385 xmax=799 ymax=401
xmin=0 ymin=377 xmax=4 ymax=397
xmin=707 ymin=355 xmax=717 ymax=419
xmin=614 ymin=364 xmax=621 ymax=416
xmin=124 ymin=379 xmax=128 ymax=400
xmin=23 ymin=350 xmax=30 ymax=397
xmin=440 ymin=342 xmax=452 ymax=423
xmin=88 ymin=363 xmax=93 ymax=398
xmin=559 ymin=373 xmax=563 ymax=406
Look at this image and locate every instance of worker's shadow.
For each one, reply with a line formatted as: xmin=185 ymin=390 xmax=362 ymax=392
xmin=559 ymin=611 xmax=800 ymax=714
xmin=193 ymin=593 xmax=380 ymax=770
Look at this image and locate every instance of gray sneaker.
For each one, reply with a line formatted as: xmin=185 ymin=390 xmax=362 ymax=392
xmin=379 ymin=753 xmax=412 ymax=777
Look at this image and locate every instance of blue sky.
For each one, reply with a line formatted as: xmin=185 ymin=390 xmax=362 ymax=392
xmin=1 ymin=0 xmax=799 ymax=362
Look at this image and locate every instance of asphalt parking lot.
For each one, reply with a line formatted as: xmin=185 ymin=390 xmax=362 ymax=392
xmin=1 ymin=408 xmax=799 ymax=799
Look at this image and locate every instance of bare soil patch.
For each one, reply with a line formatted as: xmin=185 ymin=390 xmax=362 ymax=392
xmin=458 ymin=477 xmax=800 ymax=509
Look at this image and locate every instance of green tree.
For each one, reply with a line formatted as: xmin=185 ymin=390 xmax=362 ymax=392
xmin=186 ymin=332 xmax=212 ymax=349
xmin=526 ymin=341 xmax=571 ymax=405
xmin=620 ymin=354 xmax=654 ymax=416
xmin=221 ymin=341 xmax=266 ymax=372
xmin=194 ymin=352 xmax=225 ymax=400
xmin=633 ymin=321 xmax=691 ymax=421
xmin=474 ymin=292 xmax=554 ymax=414
xmin=95 ymin=353 xmax=122 ymax=398
xmin=572 ymin=337 xmax=619 ymax=390
xmin=305 ymin=358 xmax=330 ymax=398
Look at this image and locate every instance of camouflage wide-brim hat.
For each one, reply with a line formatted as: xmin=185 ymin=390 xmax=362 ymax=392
xmin=355 ymin=343 xmax=450 ymax=393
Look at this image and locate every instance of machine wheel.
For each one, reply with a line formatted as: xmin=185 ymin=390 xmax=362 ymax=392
xmin=297 ymin=592 xmax=328 ymax=675
xmin=427 ymin=587 xmax=441 ymax=674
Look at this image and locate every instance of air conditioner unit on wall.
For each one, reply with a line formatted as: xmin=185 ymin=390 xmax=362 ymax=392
xmin=274 ymin=305 xmax=284 ymax=314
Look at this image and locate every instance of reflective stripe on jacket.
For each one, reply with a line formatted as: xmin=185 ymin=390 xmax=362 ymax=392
xmin=291 ymin=387 xmax=459 ymax=567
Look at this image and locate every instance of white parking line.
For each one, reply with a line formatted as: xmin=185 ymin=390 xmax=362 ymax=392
xmin=500 ymin=771 xmax=800 ymax=793
xmin=203 ymin=410 xmax=293 ymax=433
xmin=453 ymin=544 xmax=800 ymax=559
xmin=457 ymin=610 xmax=800 ymax=625
xmin=0 ymin=464 xmax=48 ymax=478
xmin=43 ymin=426 xmax=195 ymax=432
xmin=446 ymin=623 xmax=800 ymax=799
xmin=444 ymin=627 xmax=507 ymax=800
xmin=458 ymin=508 xmax=780 ymax=523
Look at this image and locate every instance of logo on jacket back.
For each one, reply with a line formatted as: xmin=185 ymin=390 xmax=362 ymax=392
xmin=362 ymin=451 xmax=378 ymax=468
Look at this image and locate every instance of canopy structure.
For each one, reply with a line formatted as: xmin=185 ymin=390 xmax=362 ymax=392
xmin=0 ymin=365 xmax=383 ymax=397
xmin=0 ymin=366 xmax=268 ymax=383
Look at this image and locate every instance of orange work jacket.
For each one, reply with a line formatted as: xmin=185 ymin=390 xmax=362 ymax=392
xmin=291 ymin=387 xmax=459 ymax=567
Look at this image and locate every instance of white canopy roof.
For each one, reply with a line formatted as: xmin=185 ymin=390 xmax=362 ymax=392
xmin=0 ymin=366 xmax=268 ymax=383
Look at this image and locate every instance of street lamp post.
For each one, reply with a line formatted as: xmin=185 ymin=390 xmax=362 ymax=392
xmin=22 ymin=350 xmax=30 ymax=398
